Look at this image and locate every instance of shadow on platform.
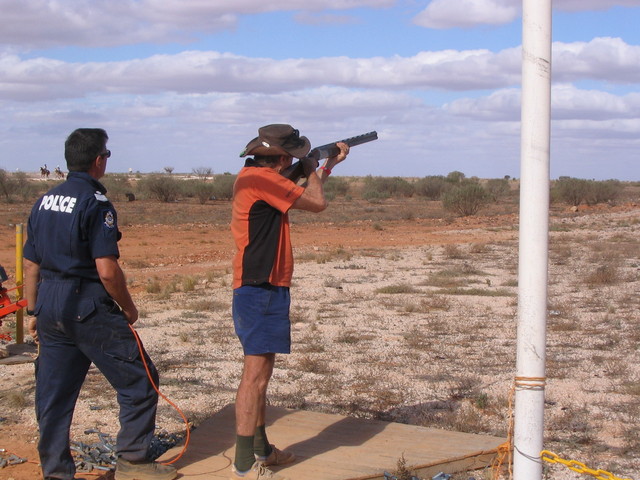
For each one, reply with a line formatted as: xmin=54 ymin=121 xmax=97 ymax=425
xmin=138 ymin=404 xmax=507 ymax=480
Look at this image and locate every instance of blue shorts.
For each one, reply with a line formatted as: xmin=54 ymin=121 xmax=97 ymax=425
xmin=232 ymin=285 xmax=291 ymax=355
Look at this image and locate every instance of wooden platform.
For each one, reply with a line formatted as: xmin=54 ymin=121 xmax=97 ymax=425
xmin=155 ymin=404 xmax=506 ymax=479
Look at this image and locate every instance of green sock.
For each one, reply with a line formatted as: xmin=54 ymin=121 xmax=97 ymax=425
xmin=253 ymin=425 xmax=272 ymax=458
xmin=234 ymin=435 xmax=255 ymax=472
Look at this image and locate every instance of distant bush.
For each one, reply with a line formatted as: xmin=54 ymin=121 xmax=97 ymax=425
xmin=186 ymin=180 xmax=216 ymax=204
xmin=414 ymin=176 xmax=448 ymax=200
xmin=323 ymin=176 xmax=350 ymax=198
xmin=0 ymin=168 xmax=11 ymax=201
xmin=362 ymin=190 xmax=389 ymax=202
xmin=192 ymin=166 xmax=213 ymax=180
xmin=101 ymin=174 xmax=134 ymax=201
xmin=446 ymin=171 xmax=466 ymax=184
xmin=362 ymin=176 xmax=414 ymax=201
xmin=0 ymin=169 xmax=36 ymax=202
xmin=442 ymin=182 xmax=490 ymax=216
xmin=552 ymin=178 xmax=623 ymax=207
xmin=485 ymin=178 xmax=510 ymax=201
xmin=584 ymin=180 xmax=623 ymax=206
xmin=212 ymin=174 xmax=236 ymax=200
xmin=138 ymin=174 xmax=181 ymax=202
xmin=553 ymin=177 xmax=589 ymax=206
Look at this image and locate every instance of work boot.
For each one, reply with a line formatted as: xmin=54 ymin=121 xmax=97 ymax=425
xmin=115 ymin=458 xmax=177 ymax=480
xmin=255 ymin=444 xmax=296 ymax=467
xmin=230 ymin=461 xmax=290 ymax=480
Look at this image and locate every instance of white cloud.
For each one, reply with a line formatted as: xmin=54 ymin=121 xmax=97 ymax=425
xmin=445 ymin=88 xmax=521 ymax=120
xmin=446 ymin=84 xmax=640 ymax=122
xmin=0 ymin=48 xmax=523 ymax=101
xmin=554 ymin=37 xmax=640 ymax=84
xmin=2 ymin=80 xmax=637 ymax=180
xmin=2 ymin=37 xmax=638 ymax=102
xmin=0 ymin=0 xmax=394 ymax=49
xmin=413 ymin=0 xmax=519 ymax=29
xmin=413 ymin=0 xmax=640 ymax=29
xmin=552 ymin=84 xmax=640 ymax=120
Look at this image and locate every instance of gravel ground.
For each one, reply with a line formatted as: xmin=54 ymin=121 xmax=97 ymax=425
xmin=1 ymin=206 xmax=638 ymax=480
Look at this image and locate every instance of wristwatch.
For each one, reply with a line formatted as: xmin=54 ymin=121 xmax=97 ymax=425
xmin=26 ymin=309 xmax=35 ymax=316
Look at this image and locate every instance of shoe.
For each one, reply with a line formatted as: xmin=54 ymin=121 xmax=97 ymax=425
xmin=230 ymin=461 xmax=290 ymax=480
xmin=115 ymin=458 xmax=177 ymax=480
xmin=255 ymin=444 xmax=296 ymax=467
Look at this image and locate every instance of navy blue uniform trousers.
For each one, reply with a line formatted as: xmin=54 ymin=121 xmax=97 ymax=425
xmin=34 ymin=278 xmax=158 ymax=480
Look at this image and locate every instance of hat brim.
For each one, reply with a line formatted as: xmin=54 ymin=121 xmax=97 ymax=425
xmin=241 ymin=135 xmax=311 ymax=158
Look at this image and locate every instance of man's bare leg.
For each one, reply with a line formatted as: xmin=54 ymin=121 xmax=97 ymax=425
xmin=234 ymin=353 xmax=275 ymax=471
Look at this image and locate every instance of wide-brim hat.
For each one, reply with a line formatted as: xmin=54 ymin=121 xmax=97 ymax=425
xmin=240 ymin=124 xmax=311 ymax=158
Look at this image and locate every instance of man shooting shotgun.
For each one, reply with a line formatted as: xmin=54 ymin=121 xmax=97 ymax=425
xmin=229 ymin=124 xmax=379 ymax=480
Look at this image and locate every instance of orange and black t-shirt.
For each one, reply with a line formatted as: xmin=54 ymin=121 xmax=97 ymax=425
xmin=231 ymin=162 xmax=305 ymax=289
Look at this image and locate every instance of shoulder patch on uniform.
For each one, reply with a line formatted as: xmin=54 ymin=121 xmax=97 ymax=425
xmin=104 ymin=210 xmax=116 ymax=229
xmin=94 ymin=191 xmax=108 ymax=202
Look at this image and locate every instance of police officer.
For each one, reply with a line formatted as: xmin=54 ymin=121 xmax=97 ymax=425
xmin=23 ymin=128 xmax=177 ymax=480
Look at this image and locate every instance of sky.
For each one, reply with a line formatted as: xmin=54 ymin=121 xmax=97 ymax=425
xmin=0 ymin=0 xmax=639 ymax=181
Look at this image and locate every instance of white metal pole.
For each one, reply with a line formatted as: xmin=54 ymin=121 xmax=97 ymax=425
xmin=514 ymin=0 xmax=552 ymax=479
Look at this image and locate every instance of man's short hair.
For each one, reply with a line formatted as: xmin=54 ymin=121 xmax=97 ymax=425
xmin=64 ymin=128 xmax=109 ymax=172
xmin=252 ymin=154 xmax=282 ymax=166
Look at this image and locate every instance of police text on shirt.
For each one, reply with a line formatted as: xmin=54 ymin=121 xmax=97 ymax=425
xmin=39 ymin=195 xmax=77 ymax=213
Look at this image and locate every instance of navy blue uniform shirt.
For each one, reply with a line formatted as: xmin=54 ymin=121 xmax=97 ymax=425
xmin=24 ymin=171 xmax=121 ymax=281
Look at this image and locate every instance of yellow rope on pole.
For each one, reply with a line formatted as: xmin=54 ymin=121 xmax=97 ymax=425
xmin=492 ymin=378 xmax=547 ymax=478
xmin=15 ymin=224 xmax=24 ymax=344
xmin=514 ymin=376 xmax=546 ymax=390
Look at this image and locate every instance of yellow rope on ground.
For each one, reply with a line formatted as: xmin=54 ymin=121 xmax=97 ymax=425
xmin=492 ymin=377 xmax=632 ymax=480
xmin=541 ymin=450 xmax=633 ymax=480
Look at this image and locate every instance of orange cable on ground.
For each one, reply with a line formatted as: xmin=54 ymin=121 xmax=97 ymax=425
xmin=128 ymin=323 xmax=191 ymax=466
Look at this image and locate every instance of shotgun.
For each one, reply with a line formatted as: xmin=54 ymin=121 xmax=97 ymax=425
xmin=282 ymin=131 xmax=378 ymax=182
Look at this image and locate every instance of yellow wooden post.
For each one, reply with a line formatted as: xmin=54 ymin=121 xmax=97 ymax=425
xmin=15 ymin=224 xmax=24 ymax=344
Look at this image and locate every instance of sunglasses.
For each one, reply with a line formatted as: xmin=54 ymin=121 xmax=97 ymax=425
xmin=100 ymin=150 xmax=111 ymax=158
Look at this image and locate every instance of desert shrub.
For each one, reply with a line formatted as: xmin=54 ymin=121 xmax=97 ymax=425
xmin=584 ymin=179 xmax=623 ymax=205
xmin=101 ymin=174 xmax=134 ymax=201
xmin=191 ymin=181 xmax=216 ymax=204
xmin=442 ymin=182 xmax=489 ymax=216
xmin=0 ymin=169 xmax=36 ymax=202
xmin=392 ymin=454 xmax=416 ymax=480
xmin=375 ymin=283 xmax=418 ymax=294
xmin=15 ymin=171 xmax=36 ymax=200
xmin=192 ymin=166 xmax=213 ymax=180
xmin=138 ymin=174 xmax=181 ymax=202
xmin=0 ymin=168 xmax=11 ymax=200
xmin=553 ymin=177 xmax=590 ymax=206
xmin=485 ymin=178 xmax=510 ymax=201
xmin=211 ymin=174 xmax=236 ymax=200
xmin=553 ymin=178 xmax=624 ymax=207
xmin=361 ymin=176 xmax=414 ymax=201
xmin=446 ymin=170 xmax=466 ymax=184
xmin=414 ymin=175 xmax=448 ymax=200
xmin=585 ymin=264 xmax=620 ymax=286
xmin=323 ymin=176 xmax=350 ymax=198
xmin=180 ymin=179 xmax=217 ymax=203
